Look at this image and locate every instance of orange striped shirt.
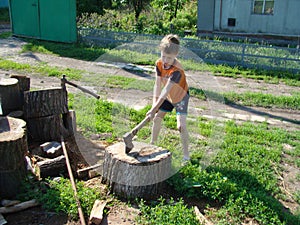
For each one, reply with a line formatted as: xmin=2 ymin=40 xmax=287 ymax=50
xmin=156 ymin=59 xmax=188 ymax=103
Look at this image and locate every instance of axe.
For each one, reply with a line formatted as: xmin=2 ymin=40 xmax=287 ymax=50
xmin=123 ymin=115 xmax=151 ymax=153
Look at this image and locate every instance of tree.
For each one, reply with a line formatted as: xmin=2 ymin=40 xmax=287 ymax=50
xmin=129 ymin=0 xmax=151 ymax=21
xmin=152 ymin=0 xmax=187 ymax=21
xmin=76 ymin=0 xmax=112 ymax=15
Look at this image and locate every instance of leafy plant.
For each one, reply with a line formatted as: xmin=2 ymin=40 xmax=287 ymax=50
xmin=136 ymin=197 xmax=199 ymax=225
xmin=18 ymin=177 xmax=101 ymax=219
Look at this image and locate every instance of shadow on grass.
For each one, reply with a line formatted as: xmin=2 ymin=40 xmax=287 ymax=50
xmin=22 ymin=38 xmax=106 ymax=61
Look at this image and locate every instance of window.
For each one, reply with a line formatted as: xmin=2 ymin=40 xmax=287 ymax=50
xmin=253 ymin=0 xmax=274 ymax=15
xmin=228 ymin=18 xmax=236 ymax=27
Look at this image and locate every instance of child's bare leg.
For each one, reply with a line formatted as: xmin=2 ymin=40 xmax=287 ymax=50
xmin=150 ymin=110 xmax=166 ymax=144
xmin=177 ymin=114 xmax=189 ymax=160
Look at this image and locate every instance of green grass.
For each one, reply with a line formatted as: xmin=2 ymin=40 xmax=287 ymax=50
xmin=18 ymin=177 xmax=101 ymax=220
xmin=105 ymin=75 xmax=154 ymax=91
xmin=22 ymin=39 xmax=107 ymax=61
xmin=168 ymin=121 xmax=300 ymax=225
xmin=67 ymin=94 xmax=300 ymax=224
xmin=2 ymin=37 xmax=299 ymax=224
xmin=209 ymin=64 xmax=300 ymax=87
xmin=0 ymin=31 xmax=11 ymax=39
xmin=224 ymin=91 xmax=300 ymax=110
xmin=136 ymin=197 xmax=199 ymax=225
xmin=0 ymin=58 xmax=82 ymax=80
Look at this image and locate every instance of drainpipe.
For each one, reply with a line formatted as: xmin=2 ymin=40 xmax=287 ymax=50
xmin=219 ymin=0 xmax=223 ymax=30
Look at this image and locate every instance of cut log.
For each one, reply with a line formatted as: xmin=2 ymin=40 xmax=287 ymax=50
xmin=9 ymin=75 xmax=30 ymax=92
xmin=102 ymin=141 xmax=172 ymax=199
xmin=35 ymin=155 xmax=66 ymax=179
xmin=0 ymin=199 xmax=39 ymax=214
xmin=89 ymin=200 xmax=106 ymax=225
xmin=63 ymin=134 xmax=89 ymax=173
xmin=65 ymin=110 xmax=76 ymax=132
xmin=9 ymin=75 xmax=30 ymax=108
xmin=23 ymin=88 xmax=68 ymax=119
xmin=26 ymin=114 xmax=73 ymax=142
xmin=0 ymin=78 xmax=22 ymax=115
xmin=0 ymin=116 xmax=27 ymax=198
xmin=7 ymin=110 xmax=23 ymax=119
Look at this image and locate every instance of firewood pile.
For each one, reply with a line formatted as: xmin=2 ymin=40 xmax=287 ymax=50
xmin=0 ymin=75 xmax=89 ymax=198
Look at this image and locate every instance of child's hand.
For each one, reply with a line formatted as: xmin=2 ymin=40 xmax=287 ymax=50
xmin=146 ymin=109 xmax=155 ymax=120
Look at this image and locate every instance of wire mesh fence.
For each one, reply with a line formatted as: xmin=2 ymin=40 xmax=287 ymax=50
xmin=78 ymin=28 xmax=300 ymax=74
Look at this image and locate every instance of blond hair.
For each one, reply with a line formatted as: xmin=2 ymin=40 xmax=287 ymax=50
xmin=159 ymin=34 xmax=180 ymax=55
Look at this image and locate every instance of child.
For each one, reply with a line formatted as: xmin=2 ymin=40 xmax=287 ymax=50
xmin=146 ymin=34 xmax=190 ymax=161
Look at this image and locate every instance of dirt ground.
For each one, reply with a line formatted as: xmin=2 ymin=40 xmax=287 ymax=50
xmin=0 ymin=36 xmax=299 ymax=224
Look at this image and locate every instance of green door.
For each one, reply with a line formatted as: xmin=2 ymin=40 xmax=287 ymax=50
xmin=39 ymin=0 xmax=77 ymax=43
xmin=9 ymin=0 xmax=40 ymax=38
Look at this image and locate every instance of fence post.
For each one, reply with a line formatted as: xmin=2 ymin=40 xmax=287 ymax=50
xmin=242 ymin=44 xmax=246 ymax=67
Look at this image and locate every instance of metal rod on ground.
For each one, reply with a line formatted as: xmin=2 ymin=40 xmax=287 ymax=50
xmin=61 ymin=135 xmax=86 ymax=225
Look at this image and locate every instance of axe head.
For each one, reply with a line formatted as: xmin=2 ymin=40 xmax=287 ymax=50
xmin=123 ymin=132 xmax=134 ymax=153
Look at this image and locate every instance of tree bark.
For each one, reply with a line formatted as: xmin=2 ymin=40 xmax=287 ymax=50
xmin=0 ymin=116 xmax=27 ymax=198
xmin=35 ymin=155 xmax=66 ymax=179
xmin=102 ymin=141 xmax=172 ymax=200
xmin=9 ymin=74 xmax=30 ymax=93
xmin=23 ymin=88 xmax=68 ymax=119
xmin=26 ymin=114 xmax=63 ymax=142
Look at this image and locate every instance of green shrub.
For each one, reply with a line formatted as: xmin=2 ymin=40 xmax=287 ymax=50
xmin=136 ymin=197 xmax=199 ymax=225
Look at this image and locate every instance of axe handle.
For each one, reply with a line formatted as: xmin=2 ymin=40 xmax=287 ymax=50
xmin=61 ymin=75 xmax=100 ymax=99
xmin=131 ymin=115 xmax=151 ymax=136
xmin=66 ymin=80 xmax=100 ymax=99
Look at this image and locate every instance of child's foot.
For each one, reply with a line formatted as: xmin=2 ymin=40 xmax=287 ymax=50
xmin=181 ymin=156 xmax=190 ymax=166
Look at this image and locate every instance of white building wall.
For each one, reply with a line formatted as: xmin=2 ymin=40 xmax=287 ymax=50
xmin=200 ymin=0 xmax=300 ymax=36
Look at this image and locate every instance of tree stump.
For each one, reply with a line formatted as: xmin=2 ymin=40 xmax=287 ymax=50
xmin=10 ymin=74 xmax=30 ymax=107
xmin=9 ymin=75 xmax=30 ymax=93
xmin=0 ymin=78 xmax=22 ymax=115
xmin=26 ymin=114 xmax=72 ymax=142
xmin=23 ymin=88 xmax=73 ymax=142
xmin=23 ymin=88 xmax=68 ymax=119
xmin=102 ymin=141 xmax=172 ymax=199
xmin=0 ymin=116 xmax=27 ymax=198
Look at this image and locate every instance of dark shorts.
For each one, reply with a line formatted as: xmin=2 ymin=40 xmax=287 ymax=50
xmin=159 ymin=92 xmax=189 ymax=114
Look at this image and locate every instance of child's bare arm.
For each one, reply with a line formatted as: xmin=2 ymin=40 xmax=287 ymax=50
xmin=147 ymin=79 xmax=174 ymax=119
xmin=153 ymin=76 xmax=162 ymax=105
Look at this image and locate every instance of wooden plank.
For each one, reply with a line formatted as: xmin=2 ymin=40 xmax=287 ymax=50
xmin=194 ymin=206 xmax=214 ymax=225
xmin=77 ymin=164 xmax=101 ymax=179
xmin=1 ymin=200 xmax=21 ymax=207
xmin=89 ymin=200 xmax=106 ymax=225
xmin=0 ymin=199 xmax=39 ymax=214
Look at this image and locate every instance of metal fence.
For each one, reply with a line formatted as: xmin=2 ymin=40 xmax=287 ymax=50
xmin=78 ymin=28 xmax=300 ymax=74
